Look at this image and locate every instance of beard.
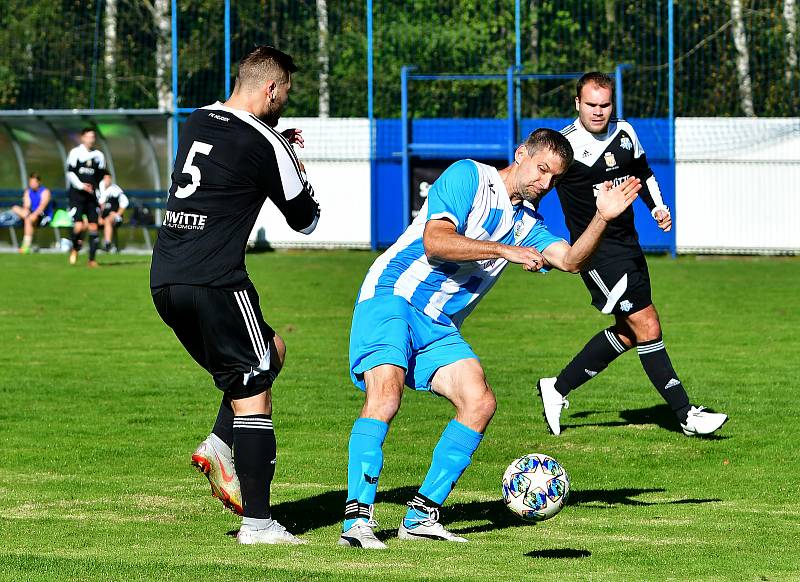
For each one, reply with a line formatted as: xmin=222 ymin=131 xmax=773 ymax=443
xmin=519 ymin=186 xmax=553 ymax=208
xmin=261 ymin=99 xmax=287 ymax=128
xmin=262 ymin=112 xmax=280 ymax=127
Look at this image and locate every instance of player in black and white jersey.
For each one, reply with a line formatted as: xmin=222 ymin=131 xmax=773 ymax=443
xmin=536 ymin=72 xmax=727 ymax=437
xmin=97 ymin=176 xmax=129 ymax=252
xmin=150 ymin=46 xmax=319 ymax=545
xmin=66 ymin=128 xmax=106 ymax=267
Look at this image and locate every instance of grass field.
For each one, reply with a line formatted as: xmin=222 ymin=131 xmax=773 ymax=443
xmin=1 ymin=251 xmax=799 ymax=581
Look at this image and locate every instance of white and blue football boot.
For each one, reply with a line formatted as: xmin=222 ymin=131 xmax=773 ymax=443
xmin=398 ymin=501 xmax=467 ymax=543
xmin=338 ymin=505 xmax=387 ymax=549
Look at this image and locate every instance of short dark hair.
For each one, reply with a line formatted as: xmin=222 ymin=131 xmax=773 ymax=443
xmin=80 ymin=127 xmax=96 ymax=135
xmin=28 ymin=172 xmax=40 ymax=180
xmin=236 ymin=45 xmax=298 ymax=90
xmin=523 ymin=128 xmax=574 ymax=168
xmin=576 ymin=71 xmax=614 ymax=99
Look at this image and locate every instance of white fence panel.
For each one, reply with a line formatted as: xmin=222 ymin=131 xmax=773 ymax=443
xmin=676 ymin=118 xmax=800 ymax=254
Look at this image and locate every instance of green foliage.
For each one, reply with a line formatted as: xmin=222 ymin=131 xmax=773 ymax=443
xmin=0 ymin=1 xmax=797 ymax=116
xmin=0 ymin=252 xmax=799 ymax=580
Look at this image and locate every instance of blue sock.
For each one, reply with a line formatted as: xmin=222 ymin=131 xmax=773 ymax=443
xmin=343 ymin=417 xmax=389 ymax=531
xmin=404 ymin=420 xmax=483 ymax=526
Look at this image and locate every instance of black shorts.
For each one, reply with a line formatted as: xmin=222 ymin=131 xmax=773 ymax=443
xmin=68 ymin=191 xmax=99 ymax=223
xmin=580 ymin=255 xmax=652 ymax=316
xmin=101 ymin=208 xmax=122 ymax=221
xmin=152 ymin=284 xmax=277 ymax=399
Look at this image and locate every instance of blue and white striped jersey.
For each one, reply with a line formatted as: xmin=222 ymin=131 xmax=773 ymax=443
xmin=356 ymin=159 xmax=564 ymax=328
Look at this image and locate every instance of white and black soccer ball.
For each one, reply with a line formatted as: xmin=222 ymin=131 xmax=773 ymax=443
xmin=502 ymin=453 xmax=570 ymax=521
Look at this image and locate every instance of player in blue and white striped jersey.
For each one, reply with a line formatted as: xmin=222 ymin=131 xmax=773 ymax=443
xmin=339 ymin=128 xmax=642 ymax=549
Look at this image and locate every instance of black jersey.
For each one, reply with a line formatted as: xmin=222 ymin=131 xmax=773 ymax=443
xmin=556 ymin=118 xmax=665 ymax=270
xmin=66 ymin=144 xmax=106 ymax=196
xmin=150 ymin=102 xmax=320 ymax=289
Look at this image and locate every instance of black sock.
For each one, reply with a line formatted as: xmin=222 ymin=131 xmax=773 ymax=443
xmin=233 ymin=414 xmax=276 ymax=519
xmin=637 ymin=337 xmax=691 ymax=423
xmin=71 ymin=230 xmax=84 ymax=251
xmin=555 ymin=328 xmax=629 ymax=396
xmin=88 ymin=232 xmax=99 ymax=260
xmin=212 ymin=397 xmax=234 ymax=448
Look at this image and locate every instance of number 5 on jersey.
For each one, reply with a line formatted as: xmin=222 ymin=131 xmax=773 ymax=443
xmin=174 ymin=141 xmax=214 ymax=199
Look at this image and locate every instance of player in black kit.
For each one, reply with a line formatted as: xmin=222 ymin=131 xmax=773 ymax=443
xmin=536 ymin=72 xmax=727 ymax=437
xmin=150 ymin=46 xmax=319 ymax=545
xmin=66 ymin=128 xmax=106 ymax=267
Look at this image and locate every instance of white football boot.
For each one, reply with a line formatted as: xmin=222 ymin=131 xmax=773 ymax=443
xmin=681 ymin=406 xmax=728 ymax=436
xmin=339 ymin=505 xmax=387 ymax=550
xmin=237 ymin=520 xmax=306 ymax=545
xmin=191 ymin=436 xmax=243 ymax=515
xmin=398 ymin=502 xmax=468 ymax=543
xmin=537 ymin=377 xmax=569 ymax=436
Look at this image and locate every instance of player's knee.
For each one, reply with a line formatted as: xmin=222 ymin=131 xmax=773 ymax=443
xmin=474 ymin=388 xmax=497 ymax=423
xmin=363 ymin=386 xmax=403 ymax=422
xmin=363 ymin=371 xmax=404 ymax=422
xmin=638 ymin=314 xmax=661 ymax=341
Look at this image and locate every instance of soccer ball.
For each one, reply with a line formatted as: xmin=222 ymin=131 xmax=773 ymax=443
xmin=502 ymin=453 xmax=570 ymax=522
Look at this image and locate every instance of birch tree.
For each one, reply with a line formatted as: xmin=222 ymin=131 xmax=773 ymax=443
xmin=785 ymin=0 xmax=798 ymax=86
xmin=317 ymin=0 xmax=329 ymax=118
xmin=104 ymin=0 xmax=117 ymax=108
xmin=731 ymin=0 xmax=755 ymax=116
xmin=142 ymin=0 xmax=172 ymax=111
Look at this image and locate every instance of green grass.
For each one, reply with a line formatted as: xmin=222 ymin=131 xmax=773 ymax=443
xmin=1 ymin=252 xmax=799 ymax=581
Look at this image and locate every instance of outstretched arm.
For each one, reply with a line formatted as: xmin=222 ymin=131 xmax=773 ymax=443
xmin=543 ymin=177 xmax=641 ymax=272
xmin=423 ymin=219 xmax=545 ymax=272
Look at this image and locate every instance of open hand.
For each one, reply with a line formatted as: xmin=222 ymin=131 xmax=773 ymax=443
xmin=596 ymin=177 xmax=641 ymax=222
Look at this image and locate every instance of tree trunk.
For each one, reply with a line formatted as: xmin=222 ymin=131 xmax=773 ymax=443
xmin=785 ymin=0 xmax=798 ymax=86
xmin=317 ymin=0 xmax=329 ymax=118
xmin=605 ymin=0 xmax=615 ymax=24
xmin=730 ymin=0 xmax=755 ymax=116
xmin=154 ymin=0 xmax=172 ymax=111
xmin=104 ymin=0 xmax=117 ymax=108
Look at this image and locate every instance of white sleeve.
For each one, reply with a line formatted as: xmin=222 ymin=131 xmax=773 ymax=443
xmin=646 ymin=176 xmax=668 ymax=217
xmin=66 ymin=148 xmax=84 ymax=189
xmin=118 ymin=191 xmax=129 ymax=209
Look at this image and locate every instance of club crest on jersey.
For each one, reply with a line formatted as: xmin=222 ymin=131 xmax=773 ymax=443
xmin=620 ymin=136 xmax=633 ymax=150
xmin=581 ymin=149 xmax=591 ymax=158
xmin=514 ymin=219 xmax=525 ymax=241
xmin=604 ymin=152 xmax=617 ymax=168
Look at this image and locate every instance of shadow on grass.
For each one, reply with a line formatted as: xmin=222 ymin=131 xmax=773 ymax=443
xmin=525 ymin=548 xmax=591 ymax=559
xmin=92 ymin=260 xmax=145 ymax=267
xmin=570 ymin=487 xmax=721 ymax=507
xmin=562 ymin=404 xmax=730 ymax=439
xmin=264 ymin=484 xmax=719 ymax=537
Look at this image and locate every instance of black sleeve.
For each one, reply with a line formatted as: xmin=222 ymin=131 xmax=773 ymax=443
xmin=272 ymin=182 xmax=320 ymax=234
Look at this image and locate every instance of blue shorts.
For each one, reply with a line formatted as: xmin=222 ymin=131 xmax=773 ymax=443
xmin=349 ymin=295 xmax=479 ymax=392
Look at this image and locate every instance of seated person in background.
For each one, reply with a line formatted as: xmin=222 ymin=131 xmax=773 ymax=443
xmin=12 ymin=173 xmax=53 ymax=253
xmin=97 ymin=175 xmax=129 ymax=252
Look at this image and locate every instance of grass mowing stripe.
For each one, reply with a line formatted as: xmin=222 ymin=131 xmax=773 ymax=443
xmin=0 ymin=253 xmax=798 ymax=580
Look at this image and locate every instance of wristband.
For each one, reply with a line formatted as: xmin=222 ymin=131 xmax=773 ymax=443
xmin=651 ymin=205 xmax=670 ymax=219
